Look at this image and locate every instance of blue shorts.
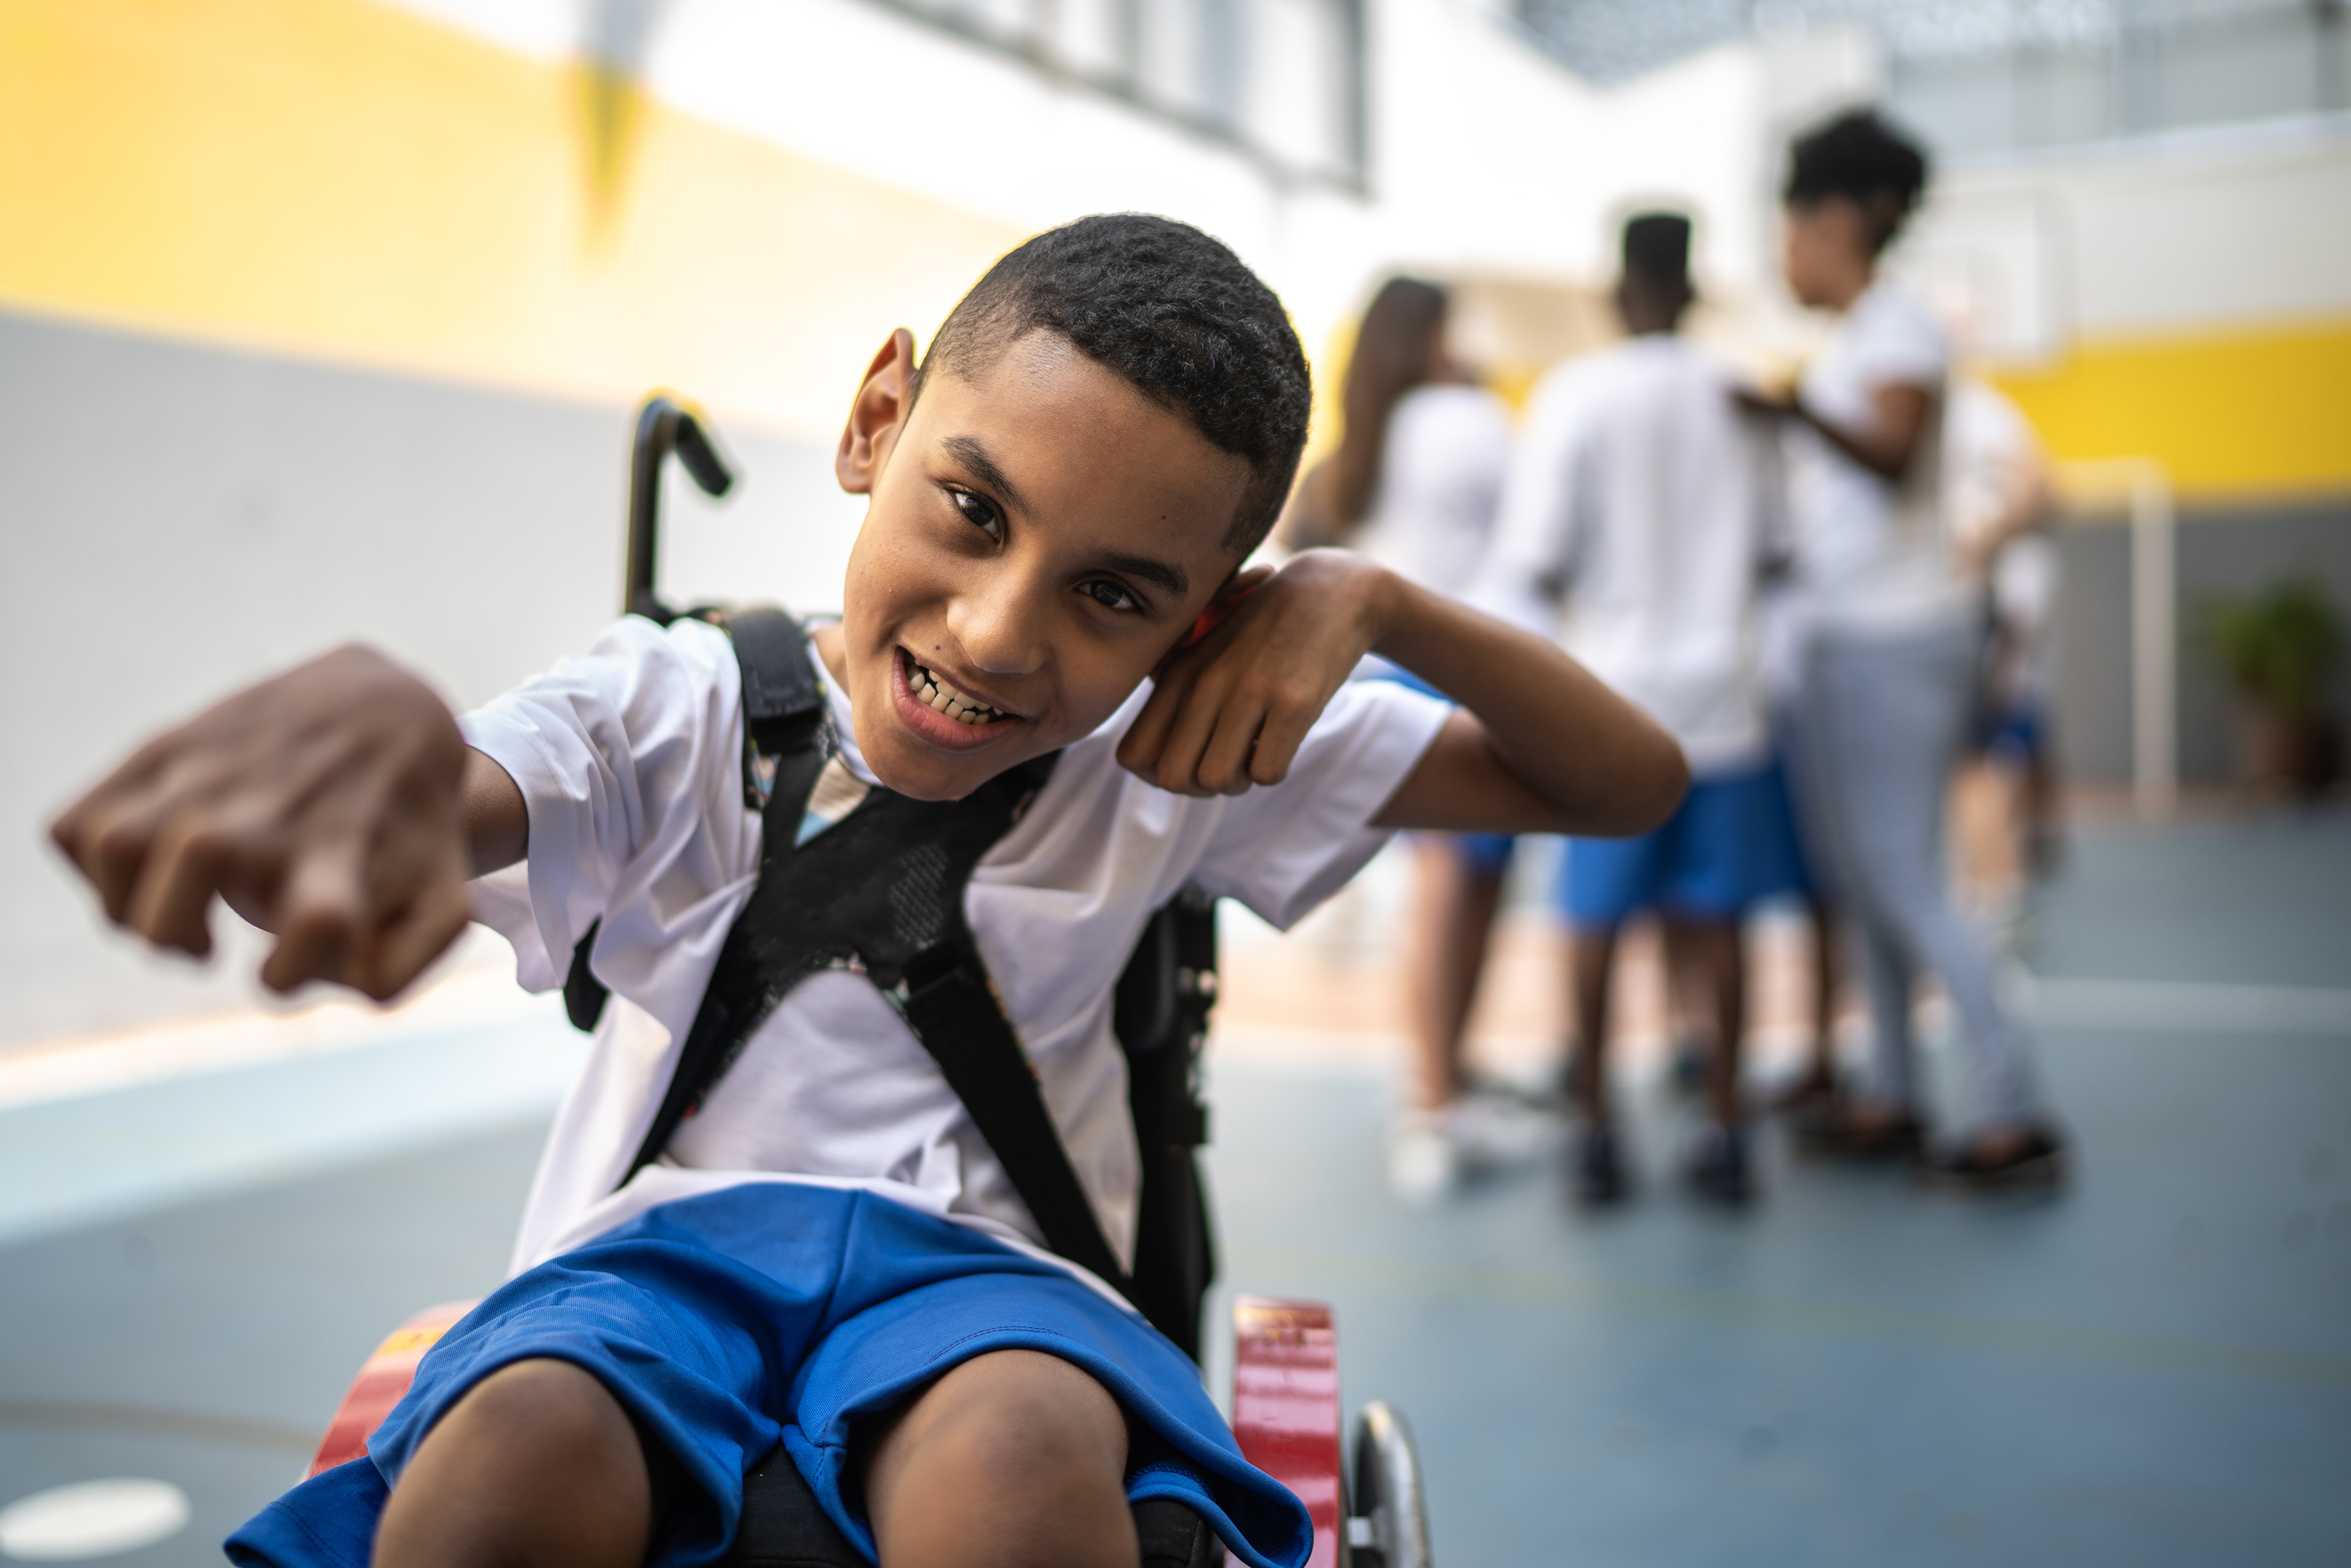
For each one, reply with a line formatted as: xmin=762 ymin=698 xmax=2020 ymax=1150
xmin=226 ymin=1186 xmax=1311 ymax=1568
xmin=1977 ymin=701 xmax=2045 ymax=764
xmin=1559 ymin=760 xmax=1810 ymax=926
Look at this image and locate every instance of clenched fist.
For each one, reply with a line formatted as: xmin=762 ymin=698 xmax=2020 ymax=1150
xmin=48 ymin=646 xmax=479 ymax=1002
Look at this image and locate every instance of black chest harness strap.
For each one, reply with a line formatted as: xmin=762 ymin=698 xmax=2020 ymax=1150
xmin=562 ymin=608 xmax=1134 ymax=1298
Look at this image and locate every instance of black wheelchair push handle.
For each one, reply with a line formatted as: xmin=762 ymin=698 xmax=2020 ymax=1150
xmin=626 ymin=394 xmax=736 ymax=623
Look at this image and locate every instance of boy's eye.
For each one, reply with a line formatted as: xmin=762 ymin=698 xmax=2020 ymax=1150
xmin=1081 ymin=579 xmax=1139 ymax=613
xmin=950 ymin=488 xmax=1002 ymax=539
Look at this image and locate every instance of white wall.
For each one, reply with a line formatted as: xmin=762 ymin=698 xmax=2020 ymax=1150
xmin=1900 ymin=113 xmax=2351 ymax=368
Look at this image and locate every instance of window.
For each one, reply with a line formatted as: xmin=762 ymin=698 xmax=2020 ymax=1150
xmin=865 ymin=0 xmax=1369 ymax=186
xmin=1511 ymin=0 xmax=2350 ymax=160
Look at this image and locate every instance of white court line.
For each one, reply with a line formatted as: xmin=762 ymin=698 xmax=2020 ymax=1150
xmin=2017 ymin=974 xmax=2351 ymax=1036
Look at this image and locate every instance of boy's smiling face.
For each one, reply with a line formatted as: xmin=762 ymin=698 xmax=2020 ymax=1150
xmin=825 ymin=327 xmax=1253 ymax=802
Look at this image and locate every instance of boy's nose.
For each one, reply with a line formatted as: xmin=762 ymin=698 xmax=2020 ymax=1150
xmin=946 ymin=577 xmax=1050 ymax=681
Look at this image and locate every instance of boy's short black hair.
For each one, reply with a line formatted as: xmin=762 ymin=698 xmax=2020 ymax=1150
xmin=1622 ymin=212 xmax=1691 ymax=288
xmin=1784 ymin=109 xmax=1930 ymax=252
xmin=916 ymin=214 xmax=1311 ymax=557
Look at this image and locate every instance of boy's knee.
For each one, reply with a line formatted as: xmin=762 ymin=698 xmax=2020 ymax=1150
xmin=378 ymin=1358 xmax=654 ymax=1568
xmin=867 ymin=1350 xmax=1135 ymax=1568
xmin=904 ymin=1350 xmax=1125 ymax=1482
xmin=441 ymin=1358 xmax=638 ymax=1466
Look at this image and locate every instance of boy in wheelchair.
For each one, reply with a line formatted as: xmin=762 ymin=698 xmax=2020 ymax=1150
xmin=50 ymin=216 xmax=1685 ymax=1568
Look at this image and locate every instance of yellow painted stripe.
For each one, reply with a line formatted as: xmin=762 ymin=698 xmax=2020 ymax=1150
xmin=1993 ymin=317 xmax=2351 ymax=504
xmin=0 ymin=0 xmax=1023 ymax=435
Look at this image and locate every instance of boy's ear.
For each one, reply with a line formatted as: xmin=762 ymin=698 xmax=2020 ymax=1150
xmin=837 ymin=328 xmax=918 ymax=496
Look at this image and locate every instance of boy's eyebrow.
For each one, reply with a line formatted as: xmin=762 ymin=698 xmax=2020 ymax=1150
xmin=1098 ymin=553 xmax=1189 ymax=599
xmin=941 ymin=435 xmax=1029 ymax=516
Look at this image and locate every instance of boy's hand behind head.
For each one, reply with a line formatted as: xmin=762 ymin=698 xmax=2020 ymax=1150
xmin=48 ymin=646 xmax=474 ymax=1002
xmin=1117 ymin=551 xmax=1389 ymax=797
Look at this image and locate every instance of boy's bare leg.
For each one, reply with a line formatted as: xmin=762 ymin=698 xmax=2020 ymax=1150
xmin=1809 ymin=896 xmax=1839 ymax=1080
xmin=1658 ymin=918 xmax=1717 ymax=1090
xmin=1665 ymin=918 xmax=1746 ymax=1128
xmin=374 ymin=1358 xmax=655 ymax=1568
xmin=1404 ymin=837 xmax=1466 ymax=1112
xmin=865 ymin=1349 xmax=1136 ymax=1568
xmin=1777 ymin=894 xmax=1841 ymax=1106
xmin=1404 ymin=837 xmax=1507 ymax=1111
xmin=1567 ymin=926 xmax=1619 ymax=1124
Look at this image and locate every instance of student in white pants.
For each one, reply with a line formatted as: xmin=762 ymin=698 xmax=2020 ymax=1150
xmin=1750 ymin=109 xmax=2065 ymax=1188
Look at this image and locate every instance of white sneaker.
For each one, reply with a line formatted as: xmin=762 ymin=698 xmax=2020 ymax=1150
xmin=1388 ymin=1114 xmax=1460 ymax=1202
xmin=1389 ymin=1094 xmax=1559 ymax=1202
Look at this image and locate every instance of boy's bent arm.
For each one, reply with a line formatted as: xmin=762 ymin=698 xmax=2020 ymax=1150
xmin=1364 ymin=570 xmax=1686 ymax=835
xmin=1119 ymin=551 xmax=1685 ymax=837
xmin=49 ymin=645 xmax=525 ymax=1001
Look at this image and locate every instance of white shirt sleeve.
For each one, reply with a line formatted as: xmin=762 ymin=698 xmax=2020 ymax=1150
xmin=459 ymin=616 xmax=760 ymax=1009
xmin=1188 ymin=679 xmax=1452 ymax=930
xmin=1467 ymin=365 xmax=1589 ymax=638
xmin=1849 ymin=286 xmax=1950 ymax=392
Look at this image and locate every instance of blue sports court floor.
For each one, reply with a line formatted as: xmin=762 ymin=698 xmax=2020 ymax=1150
xmin=2 ymin=810 xmax=2346 ymax=1567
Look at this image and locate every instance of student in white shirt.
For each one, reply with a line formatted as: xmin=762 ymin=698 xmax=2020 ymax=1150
xmin=1279 ymin=277 xmax=1524 ymax=1202
xmin=52 ymin=216 xmax=1687 ymax=1568
xmin=1476 ymin=213 xmax=1796 ymax=1206
xmin=1748 ymin=111 xmax=2064 ymax=1188
xmin=1946 ymin=376 xmax=2064 ymax=892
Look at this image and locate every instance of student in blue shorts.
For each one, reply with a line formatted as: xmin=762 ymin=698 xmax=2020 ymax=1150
xmin=50 ymin=216 xmax=1684 ymax=1568
xmin=1475 ymin=213 xmax=1789 ymax=1208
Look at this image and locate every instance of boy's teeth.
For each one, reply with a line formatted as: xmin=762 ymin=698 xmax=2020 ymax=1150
xmin=909 ymin=658 xmax=1004 ymax=722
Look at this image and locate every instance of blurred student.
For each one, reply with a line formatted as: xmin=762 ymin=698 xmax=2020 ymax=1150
xmin=1281 ymin=277 xmax=1522 ymax=1200
xmin=1476 ymin=214 xmax=1788 ymax=1207
xmin=1946 ymin=376 xmax=2063 ymax=908
xmin=1751 ymin=109 xmax=2065 ymax=1188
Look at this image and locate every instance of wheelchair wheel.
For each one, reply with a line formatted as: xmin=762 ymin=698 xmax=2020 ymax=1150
xmin=1348 ymin=1401 xmax=1433 ymax=1568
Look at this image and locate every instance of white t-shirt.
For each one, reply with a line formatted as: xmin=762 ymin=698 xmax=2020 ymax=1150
xmin=1787 ymin=281 xmax=1966 ymax=636
xmin=462 ymin=616 xmax=1449 ymax=1291
xmin=1943 ymin=378 xmax=2057 ymax=702
xmin=1471 ymin=334 xmax=1770 ymax=775
xmin=1944 ymin=378 xmax=2039 ymax=557
xmin=1344 ymin=384 xmax=1512 ymax=602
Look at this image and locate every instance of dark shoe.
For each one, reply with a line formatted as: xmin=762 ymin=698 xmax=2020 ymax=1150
xmin=1685 ymin=1122 xmax=1752 ymax=1206
xmin=1790 ymin=1101 xmax=1926 ymax=1160
xmin=1920 ymin=1125 xmax=2068 ymax=1191
xmin=1573 ymin=1123 xmax=1628 ymax=1207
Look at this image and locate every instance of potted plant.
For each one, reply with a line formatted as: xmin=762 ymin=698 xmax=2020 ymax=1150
xmin=2202 ymin=575 xmax=2344 ymax=798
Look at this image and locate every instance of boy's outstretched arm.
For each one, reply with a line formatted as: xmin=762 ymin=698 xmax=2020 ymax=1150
xmin=47 ymin=646 xmax=528 ymax=1001
xmin=1117 ymin=550 xmax=1688 ymax=835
